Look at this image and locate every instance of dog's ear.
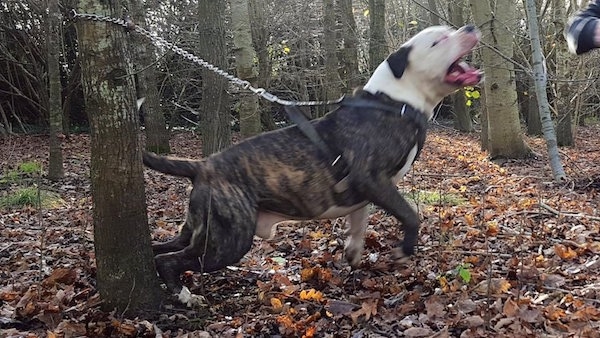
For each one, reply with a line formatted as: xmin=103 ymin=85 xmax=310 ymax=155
xmin=386 ymin=45 xmax=412 ymax=79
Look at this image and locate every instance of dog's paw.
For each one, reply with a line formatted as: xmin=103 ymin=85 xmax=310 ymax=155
xmin=344 ymin=239 xmax=364 ymax=268
xmin=178 ymin=286 xmax=208 ymax=308
xmin=391 ymin=246 xmax=413 ymax=265
xmin=401 ymin=241 xmax=416 ymax=256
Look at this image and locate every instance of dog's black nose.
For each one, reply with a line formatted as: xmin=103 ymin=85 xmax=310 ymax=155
xmin=463 ymin=24 xmax=476 ymax=33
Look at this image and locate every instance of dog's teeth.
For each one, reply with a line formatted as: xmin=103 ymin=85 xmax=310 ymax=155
xmin=458 ymin=61 xmax=469 ymax=71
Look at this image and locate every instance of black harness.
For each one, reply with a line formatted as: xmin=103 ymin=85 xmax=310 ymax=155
xmin=284 ymin=91 xmax=429 ymax=190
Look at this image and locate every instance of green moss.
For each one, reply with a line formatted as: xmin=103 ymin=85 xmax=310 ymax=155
xmin=0 ymin=187 xmax=64 ymax=209
xmin=407 ymin=189 xmax=466 ymax=206
xmin=18 ymin=161 xmax=42 ymax=174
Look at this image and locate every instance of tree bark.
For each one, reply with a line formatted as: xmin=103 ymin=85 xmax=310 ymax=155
xmin=369 ymin=0 xmax=387 ymax=72
xmin=323 ymin=0 xmax=341 ymax=105
xmin=552 ymin=0 xmax=574 ymax=146
xmin=524 ymin=0 xmax=566 ymax=181
xmin=525 ymin=76 xmax=542 ymax=135
xmin=47 ymin=0 xmax=64 ymax=180
xmin=449 ymin=0 xmax=474 ymax=132
xmin=231 ymin=0 xmax=261 ymax=138
xmin=76 ymin=0 xmax=162 ymax=313
xmin=248 ymin=0 xmax=276 ymax=131
xmin=197 ymin=0 xmax=231 ymax=155
xmin=130 ymin=0 xmax=171 ymax=154
xmin=470 ymin=0 xmax=531 ymax=159
xmin=338 ymin=0 xmax=360 ymax=92
xmin=427 ymin=0 xmax=440 ymax=25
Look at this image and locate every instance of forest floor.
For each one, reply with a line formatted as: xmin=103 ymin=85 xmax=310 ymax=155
xmin=1 ymin=124 xmax=600 ymax=338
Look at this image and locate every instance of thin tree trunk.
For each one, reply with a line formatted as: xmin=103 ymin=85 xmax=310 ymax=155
xmin=526 ymin=75 xmax=542 ymax=135
xmin=449 ymin=0 xmax=473 ymax=132
xmin=338 ymin=0 xmax=360 ymax=91
xmin=47 ymin=0 xmax=63 ymax=180
xmin=249 ymin=0 xmax=276 ymax=131
xmin=129 ymin=0 xmax=171 ymax=154
xmin=323 ymin=0 xmax=341 ymax=107
xmin=524 ymin=0 xmax=566 ymax=181
xmin=427 ymin=0 xmax=440 ymax=25
xmin=198 ymin=0 xmax=231 ymax=155
xmin=369 ymin=0 xmax=387 ymax=72
xmin=552 ymin=0 xmax=574 ymax=146
xmin=231 ymin=0 xmax=261 ymax=138
xmin=76 ymin=0 xmax=162 ymax=313
xmin=470 ymin=0 xmax=530 ymax=158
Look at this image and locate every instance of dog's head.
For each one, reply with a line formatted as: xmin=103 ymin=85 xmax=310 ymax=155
xmin=363 ymin=25 xmax=482 ymax=118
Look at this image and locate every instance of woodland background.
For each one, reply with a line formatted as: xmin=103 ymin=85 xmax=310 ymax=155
xmin=1 ymin=0 xmax=600 ymax=337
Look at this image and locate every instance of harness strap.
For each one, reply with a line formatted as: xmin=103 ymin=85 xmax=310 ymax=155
xmin=284 ymin=93 xmax=429 ymax=193
xmin=340 ymin=94 xmax=429 ymax=162
xmin=284 ymin=105 xmax=341 ymax=166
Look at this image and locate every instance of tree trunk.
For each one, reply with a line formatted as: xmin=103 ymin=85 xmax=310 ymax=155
xmin=449 ymin=0 xmax=473 ymax=132
xmin=47 ymin=0 xmax=64 ymax=180
xmin=129 ymin=0 xmax=171 ymax=154
xmin=249 ymin=0 xmax=276 ymax=131
xmin=76 ymin=0 xmax=162 ymax=313
xmin=338 ymin=0 xmax=360 ymax=92
xmin=524 ymin=0 xmax=566 ymax=181
xmin=427 ymin=0 xmax=440 ymax=25
xmin=323 ymin=0 xmax=341 ymax=104
xmin=526 ymin=76 xmax=542 ymax=135
xmin=231 ymin=0 xmax=261 ymax=138
xmin=469 ymin=0 xmax=530 ymax=159
xmin=552 ymin=0 xmax=574 ymax=146
xmin=198 ymin=0 xmax=231 ymax=155
xmin=369 ymin=0 xmax=387 ymax=72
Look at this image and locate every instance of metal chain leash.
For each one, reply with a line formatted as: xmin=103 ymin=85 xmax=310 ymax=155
xmin=69 ymin=10 xmax=343 ymax=107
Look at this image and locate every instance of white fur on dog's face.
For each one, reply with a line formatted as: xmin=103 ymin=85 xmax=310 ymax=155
xmin=363 ymin=25 xmax=482 ymax=118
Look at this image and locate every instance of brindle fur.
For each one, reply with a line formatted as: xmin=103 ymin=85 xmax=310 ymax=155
xmin=144 ymin=25 xmax=482 ymax=294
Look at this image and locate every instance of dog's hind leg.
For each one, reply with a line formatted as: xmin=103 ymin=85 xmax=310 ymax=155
xmin=154 ymin=184 xmax=257 ymax=293
xmin=152 ymin=219 xmax=193 ymax=255
xmin=344 ymin=206 xmax=369 ymax=268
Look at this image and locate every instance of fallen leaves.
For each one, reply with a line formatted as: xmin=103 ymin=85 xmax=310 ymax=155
xmin=3 ymin=128 xmax=600 ymax=337
xmin=554 ymin=243 xmax=578 ymax=260
xmin=299 ymin=289 xmax=323 ymax=302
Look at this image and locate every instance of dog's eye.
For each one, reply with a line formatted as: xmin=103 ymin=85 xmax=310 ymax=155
xmin=431 ymin=35 xmax=448 ymax=47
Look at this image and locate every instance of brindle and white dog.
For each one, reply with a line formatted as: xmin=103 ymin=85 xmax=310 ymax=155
xmin=144 ymin=25 xmax=482 ymax=295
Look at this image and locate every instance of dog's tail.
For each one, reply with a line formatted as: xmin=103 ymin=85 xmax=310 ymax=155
xmin=142 ymin=152 xmax=203 ymax=179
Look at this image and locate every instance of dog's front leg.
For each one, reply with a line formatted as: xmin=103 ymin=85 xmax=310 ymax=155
xmin=344 ymin=206 xmax=369 ymax=268
xmin=354 ymin=175 xmax=419 ymax=260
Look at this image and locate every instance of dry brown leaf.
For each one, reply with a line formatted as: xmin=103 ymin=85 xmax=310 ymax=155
xmin=403 ymin=327 xmax=434 ymax=337
xmin=486 ymin=220 xmax=499 ymax=236
xmin=42 ymin=268 xmax=77 ymax=286
xmin=502 ymin=298 xmax=519 ymax=317
xmin=300 ymin=268 xmax=315 ymax=282
xmin=299 ymin=289 xmax=323 ymax=302
xmin=463 ymin=315 xmax=485 ymax=328
xmin=473 ymin=278 xmax=511 ymax=296
xmin=572 ymin=306 xmax=600 ymax=321
xmin=270 ymin=298 xmax=283 ymax=312
xmin=554 ymin=244 xmax=578 ymax=260
xmin=544 ymin=305 xmax=566 ymax=321
xmin=325 ymin=300 xmax=358 ymax=316
xmin=350 ymin=299 xmax=378 ymax=324
xmin=302 ymin=326 xmax=317 ymax=338
xmin=425 ymin=296 xmax=445 ymax=319
xmin=464 ymin=213 xmax=476 ymax=226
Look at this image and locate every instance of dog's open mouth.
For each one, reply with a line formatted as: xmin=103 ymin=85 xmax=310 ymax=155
xmin=445 ymin=59 xmax=482 ymax=86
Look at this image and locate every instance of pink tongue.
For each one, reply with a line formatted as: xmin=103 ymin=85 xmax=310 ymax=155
xmin=445 ymin=61 xmax=481 ymax=85
xmin=445 ymin=70 xmax=481 ymax=85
